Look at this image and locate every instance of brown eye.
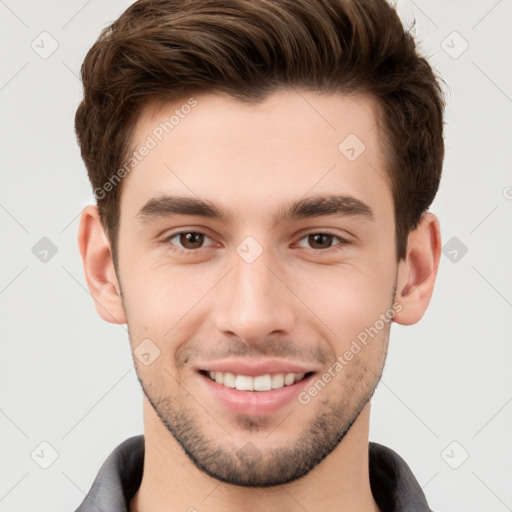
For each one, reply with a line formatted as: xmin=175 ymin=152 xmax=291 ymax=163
xmin=167 ymin=231 xmax=212 ymax=251
xmin=296 ymin=232 xmax=348 ymax=251
xmin=180 ymin=232 xmax=204 ymax=249
xmin=307 ymin=233 xmax=335 ymax=249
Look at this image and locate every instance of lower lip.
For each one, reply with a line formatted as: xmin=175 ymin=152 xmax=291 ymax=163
xmin=198 ymin=372 xmax=314 ymax=416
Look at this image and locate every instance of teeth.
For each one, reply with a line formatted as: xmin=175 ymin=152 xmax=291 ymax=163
xmin=271 ymin=373 xmax=284 ymax=388
xmin=205 ymin=371 xmax=308 ymax=391
xmin=253 ymin=374 xmax=272 ymax=391
xmin=223 ymin=372 xmax=236 ymax=388
xmin=284 ymin=373 xmax=295 ymax=385
xmin=235 ymin=375 xmax=253 ymax=391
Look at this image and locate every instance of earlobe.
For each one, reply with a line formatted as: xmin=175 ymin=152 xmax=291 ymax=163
xmin=77 ymin=205 xmax=127 ymax=324
xmin=393 ymin=212 xmax=441 ymax=326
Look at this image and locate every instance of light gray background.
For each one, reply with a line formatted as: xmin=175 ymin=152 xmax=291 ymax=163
xmin=1 ymin=1 xmax=511 ymax=510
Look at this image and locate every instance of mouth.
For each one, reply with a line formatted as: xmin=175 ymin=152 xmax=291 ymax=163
xmin=194 ymin=358 xmax=320 ymax=415
xmin=196 ymin=365 xmax=317 ymax=416
xmin=199 ymin=369 xmax=315 ymax=391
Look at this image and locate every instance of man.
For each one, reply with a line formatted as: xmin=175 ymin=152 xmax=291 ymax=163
xmin=74 ymin=0 xmax=444 ymax=510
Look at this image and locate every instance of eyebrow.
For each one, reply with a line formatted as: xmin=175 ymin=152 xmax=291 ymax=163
xmin=136 ymin=194 xmax=375 ymax=225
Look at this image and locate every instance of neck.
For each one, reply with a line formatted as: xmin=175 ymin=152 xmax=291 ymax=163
xmin=130 ymin=398 xmax=380 ymax=512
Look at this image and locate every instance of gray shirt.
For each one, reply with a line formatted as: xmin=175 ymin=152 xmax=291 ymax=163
xmin=74 ymin=435 xmax=434 ymax=511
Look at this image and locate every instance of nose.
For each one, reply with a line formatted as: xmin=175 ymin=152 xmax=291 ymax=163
xmin=213 ymin=247 xmax=296 ymax=346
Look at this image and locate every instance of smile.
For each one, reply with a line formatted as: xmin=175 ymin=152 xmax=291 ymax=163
xmin=202 ymin=370 xmax=312 ymax=391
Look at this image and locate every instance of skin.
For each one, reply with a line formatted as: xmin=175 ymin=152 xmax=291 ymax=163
xmin=78 ymin=89 xmax=441 ymax=512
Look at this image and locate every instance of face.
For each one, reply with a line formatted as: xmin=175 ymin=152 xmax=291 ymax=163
xmin=116 ymin=90 xmax=399 ymax=486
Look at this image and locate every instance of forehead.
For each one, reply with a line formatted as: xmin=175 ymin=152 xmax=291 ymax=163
xmin=119 ymin=89 xmax=392 ymax=226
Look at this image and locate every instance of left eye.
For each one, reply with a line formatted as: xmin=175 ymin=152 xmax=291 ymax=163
xmin=296 ymin=233 xmax=346 ymax=250
xmin=167 ymin=231 xmax=214 ymax=250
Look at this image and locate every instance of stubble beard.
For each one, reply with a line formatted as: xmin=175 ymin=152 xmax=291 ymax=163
xmin=133 ymin=338 xmax=389 ymax=487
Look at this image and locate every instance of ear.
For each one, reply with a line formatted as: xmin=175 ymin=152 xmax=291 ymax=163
xmin=77 ymin=205 xmax=127 ymax=324
xmin=393 ymin=212 xmax=441 ymax=325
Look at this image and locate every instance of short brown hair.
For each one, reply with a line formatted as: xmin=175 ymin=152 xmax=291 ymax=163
xmin=75 ymin=0 xmax=445 ymax=266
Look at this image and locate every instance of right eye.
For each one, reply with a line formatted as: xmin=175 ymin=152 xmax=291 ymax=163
xmin=165 ymin=230 xmax=216 ymax=252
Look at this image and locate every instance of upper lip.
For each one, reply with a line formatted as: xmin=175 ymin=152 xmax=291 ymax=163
xmin=196 ymin=358 xmax=319 ymax=376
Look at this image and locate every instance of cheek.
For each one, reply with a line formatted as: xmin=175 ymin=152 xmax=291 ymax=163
xmin=292 ymin=261 xmax=396 ymax=342
xmin=121 ymin=262 xmax=219 ymax=344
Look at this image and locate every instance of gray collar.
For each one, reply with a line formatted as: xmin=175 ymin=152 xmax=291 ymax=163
xmin=74 ymin=435 xmax=433 ymax=512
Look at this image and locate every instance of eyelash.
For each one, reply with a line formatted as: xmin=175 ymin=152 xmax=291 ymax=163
xmin=164 ymin=230 xmax=351 ymax=254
